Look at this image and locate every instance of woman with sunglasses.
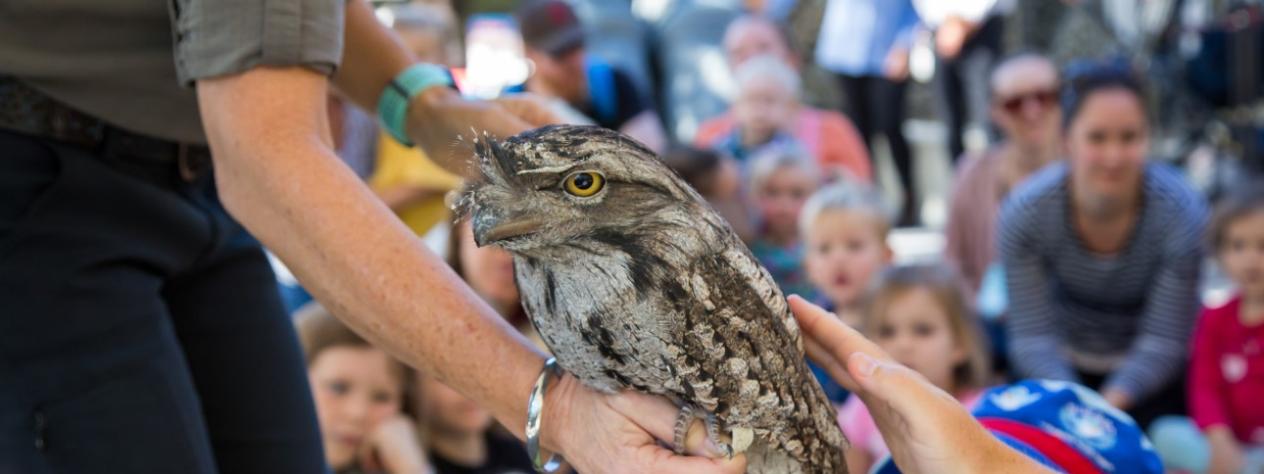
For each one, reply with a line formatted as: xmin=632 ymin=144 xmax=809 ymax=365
xmin=946 ymin=53 xmax=1064 ymax=296
xmin=997 ymin=60 xmax=1209 ymax=429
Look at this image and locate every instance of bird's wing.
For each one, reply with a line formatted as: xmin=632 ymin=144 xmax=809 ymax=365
xmin=659 ymin=227 xmax=844 ymax=470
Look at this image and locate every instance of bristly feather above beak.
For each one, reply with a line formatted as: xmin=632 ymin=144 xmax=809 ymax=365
xmin=459 ymin=131 xmax=541 ymax=248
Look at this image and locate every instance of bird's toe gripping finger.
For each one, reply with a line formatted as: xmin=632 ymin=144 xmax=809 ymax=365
xmin=672 ymin=404 xmax=694 ymax=455
xmin=705 ymin=412 xmax=734 ymax=459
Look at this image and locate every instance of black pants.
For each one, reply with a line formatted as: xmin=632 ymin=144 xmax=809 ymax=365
xmin=934 ymin=15 xmax=1004 ymax=161
xmin=836 ymin=74 xmax=915 ymax=219
xmin=0 ymin=130 xmax=326 ymax=473
xmin=1076 ymin=369 xmax=1187 ymax=431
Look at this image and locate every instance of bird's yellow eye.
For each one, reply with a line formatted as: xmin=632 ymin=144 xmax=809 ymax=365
xmin=563 ymin=171 xmax=605 ymax=197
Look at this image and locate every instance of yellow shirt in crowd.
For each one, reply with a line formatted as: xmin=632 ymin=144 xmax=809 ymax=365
xmin=368 ymin=132 xmax=463 ymax=235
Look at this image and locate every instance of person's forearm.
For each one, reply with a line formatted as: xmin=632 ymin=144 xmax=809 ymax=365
xmin=1104 ymin=335 xmax=1184 ymax=403
xmin=1000 ymin=212 xmax=1079 ymax=381
xmin=1003 ymin=267 xmax=1077 ymax=380
xmin=198 ymin=68 xmax=545 ymax=438
xmin=1206 ymin=425 xmax=1238 ymax=445
xmin=333 ymin=0 xmax=532 ymax=176
xmin=1109 ymin=250 xmax=1202 ymax=400
xmin=972 ymin=431 xmax=1059 ymax=474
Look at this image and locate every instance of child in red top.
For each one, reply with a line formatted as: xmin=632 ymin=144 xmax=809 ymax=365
xmin=1189 ymin=184 xmax=1264 ymax=474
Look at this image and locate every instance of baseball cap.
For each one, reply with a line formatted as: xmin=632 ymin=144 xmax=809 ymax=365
xmin=514 ymin=0 xmax=585 ymax=56
xmin=873 ymin=380 xmax=1163 ymax=474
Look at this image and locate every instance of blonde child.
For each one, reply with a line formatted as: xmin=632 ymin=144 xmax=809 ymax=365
xmin=746 ymin=143 xmax=823 ymax=299
xmin=799 ymin=182 xmax=893 ymax=328
xmin=295 ymin=304 xmax=429 ymax=474
xmin=838 ymin=263 xmax=991 ymax=473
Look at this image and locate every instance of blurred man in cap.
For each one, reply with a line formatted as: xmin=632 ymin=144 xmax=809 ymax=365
xmin=514 ymin=0 xmax=667 ymax=152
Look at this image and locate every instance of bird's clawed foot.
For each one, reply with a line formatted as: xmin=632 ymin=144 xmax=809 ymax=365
xmin=672 ymin=404 xmax=694 ymax=455
xmin=671 ymin=405 xmax=734 ymax=459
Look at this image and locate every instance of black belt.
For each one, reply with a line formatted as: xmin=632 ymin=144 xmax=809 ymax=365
xmin=0 ymin=76 xmax=212 ymax=186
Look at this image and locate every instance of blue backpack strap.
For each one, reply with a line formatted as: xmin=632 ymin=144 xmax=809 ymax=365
xmin=585 ymin=57 xmax=617 ymax=126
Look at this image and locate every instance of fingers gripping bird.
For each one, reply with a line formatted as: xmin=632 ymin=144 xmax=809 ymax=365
xmin=460 ymin=125 xmax=847 ymax=473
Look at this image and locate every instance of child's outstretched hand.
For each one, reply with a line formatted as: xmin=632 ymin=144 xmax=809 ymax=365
xmin=788 ymin=295 xmax=1054 ymax=474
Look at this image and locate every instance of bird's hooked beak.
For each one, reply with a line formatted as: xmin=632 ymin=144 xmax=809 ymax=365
xmin=468 ymin=133 xmax=543 ymax=247
xmin=471 ymin=209 xmax=543 ymax=247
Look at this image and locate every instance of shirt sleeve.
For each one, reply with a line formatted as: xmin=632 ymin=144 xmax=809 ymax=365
xmin=170 ymin=0 xmax=344 ymax=85
xmin=1103 ymin=199 xmax=1207 ymax=400
xmin=1188 ymin=307 xmax=1231 ymax=430
xmin=999 ymin=192 xmax=1080 ymax=383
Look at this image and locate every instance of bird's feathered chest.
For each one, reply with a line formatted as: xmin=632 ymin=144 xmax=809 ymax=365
xmin=513 ymin=211 xmax=800 ymax=414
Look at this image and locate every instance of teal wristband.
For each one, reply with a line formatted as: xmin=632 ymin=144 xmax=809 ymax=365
xmin=377 ymin=63 xmax=455 ymax=146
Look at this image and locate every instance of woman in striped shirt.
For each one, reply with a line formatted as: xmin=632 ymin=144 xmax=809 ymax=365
xmin=997 ymin=63 xmax=1209 ymax=429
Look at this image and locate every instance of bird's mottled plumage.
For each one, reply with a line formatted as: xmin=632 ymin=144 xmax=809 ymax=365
xmin=460 ymin=125 xmax=847 ymax=473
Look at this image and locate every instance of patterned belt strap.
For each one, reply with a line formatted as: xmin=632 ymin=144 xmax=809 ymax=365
xmin=0 ymin=76 xmax=106 ymax=148
xmin=0 ymin=76 xmax=213 ymax=184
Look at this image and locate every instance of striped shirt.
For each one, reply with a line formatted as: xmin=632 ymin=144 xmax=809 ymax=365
xmin=998 ymin=162 xmax=1208 ymax=400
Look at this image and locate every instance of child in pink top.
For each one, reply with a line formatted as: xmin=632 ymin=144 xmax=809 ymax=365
xmin=836 ymin=263 xmax=992 ymax=473
xmin=1189 ymin=185 xmax=1264 ymax=474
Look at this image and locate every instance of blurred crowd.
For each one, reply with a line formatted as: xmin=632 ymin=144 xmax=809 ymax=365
xmin=282 ymin=0 xmax=1264 ymax=473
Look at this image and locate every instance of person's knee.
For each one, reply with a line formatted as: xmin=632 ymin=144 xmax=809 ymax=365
xmin=1146 ymin=416 xmax=1209 ymax=472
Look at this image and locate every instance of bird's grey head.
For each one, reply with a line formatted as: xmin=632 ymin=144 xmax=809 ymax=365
xmin=460 ymin=125 xmax=703 ymax=258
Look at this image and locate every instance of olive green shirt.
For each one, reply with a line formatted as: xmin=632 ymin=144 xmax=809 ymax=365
xmin=0 ymin=0 xmax=344 ymax=144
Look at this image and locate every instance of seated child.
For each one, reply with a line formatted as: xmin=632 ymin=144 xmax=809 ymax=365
xmin=799 ymin=183 xmax=893 ymax=328
xmin=747 ymin=144 xmax=823 ymax=299
xmin=798 ymin=182 xmax=893 ymax=402
xmin=700 ymin=54 xmax=872 ymax=183
xmin=710 ymin=55 xmax=803 ymax=163
xmin=839 ymin=263 xmax=992 ymax=473
xmin=1150 ymin=184 xmax=1264 ymax=474
xmin=295 ymin=303 xmax=429 ymax=474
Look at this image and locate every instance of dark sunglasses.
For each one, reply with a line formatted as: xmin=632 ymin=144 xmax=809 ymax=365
xmin=996 ymin=89 xmax=1059 ymax=114
xmin=548 ymin=42 xmax=584 ymax=60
